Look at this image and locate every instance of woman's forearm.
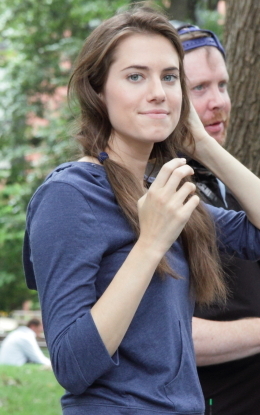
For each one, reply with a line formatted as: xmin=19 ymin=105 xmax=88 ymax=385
xmin=91 ymin=240 xmax=160 ymax=356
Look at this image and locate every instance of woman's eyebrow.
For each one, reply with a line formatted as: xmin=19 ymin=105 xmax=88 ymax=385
xmin=121 ymin=65 xmax=149 ymax=72
xmin=121 ymin=65 xmax=179 ymax=72
xmin=162 ymin=66 xmax=179 ymax=72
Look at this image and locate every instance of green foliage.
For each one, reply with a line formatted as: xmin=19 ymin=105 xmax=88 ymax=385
xmin=0 ymin=364 xmax=63 ymax=414
xmin=197 ymin=9 xmax=223 ymax=40
xmin=196 ymin=1 xmax=223 ymax=40
xmin=0 ymin=176 xmax=39 ymax=310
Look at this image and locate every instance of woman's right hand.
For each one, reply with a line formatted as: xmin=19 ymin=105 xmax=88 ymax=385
xmin=138 ymin=158 xmax=200 ymax=256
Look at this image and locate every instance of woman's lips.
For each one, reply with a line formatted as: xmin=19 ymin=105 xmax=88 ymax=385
xmin=140 ymin=110 xmax=169 ymax=119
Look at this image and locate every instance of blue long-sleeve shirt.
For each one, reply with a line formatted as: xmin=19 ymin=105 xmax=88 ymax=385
xmin=23 ymin=162 xmax=260 ymax=415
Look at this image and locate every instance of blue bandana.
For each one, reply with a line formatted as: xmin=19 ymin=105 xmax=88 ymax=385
xmin=177 ymin=25 xmax=226 ymax=59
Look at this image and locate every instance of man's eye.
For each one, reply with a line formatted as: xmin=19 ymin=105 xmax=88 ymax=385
xmin=193 ymin=85 xmax=204 ymax=91
xmin=219 ymin=81 xmax=227 ymax=89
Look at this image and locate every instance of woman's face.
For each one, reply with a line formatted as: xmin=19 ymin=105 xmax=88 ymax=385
xmin=101 ymin=33 xmax=183 ymax=155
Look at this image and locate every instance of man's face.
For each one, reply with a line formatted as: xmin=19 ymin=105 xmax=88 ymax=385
xmin=184 ymin=47 xmax=231 ymax=146
xmin=31 ymin=324 xmax=43 ymax=337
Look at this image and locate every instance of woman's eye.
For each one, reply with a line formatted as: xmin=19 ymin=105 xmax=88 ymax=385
xmin=163 ymin=74 xmax=177 ymax=82
xmin=128 ymin=74 xmax=142 ymax=82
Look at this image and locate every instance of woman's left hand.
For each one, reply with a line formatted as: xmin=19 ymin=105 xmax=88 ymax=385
xmin=188 ymin=101 xmax=207 ymax=141
xmin=183 ymin=101 xmax=215 ymax=159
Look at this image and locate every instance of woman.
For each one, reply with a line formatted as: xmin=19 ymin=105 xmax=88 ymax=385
xmin=23 ymin=5 xmax=260 ymax=415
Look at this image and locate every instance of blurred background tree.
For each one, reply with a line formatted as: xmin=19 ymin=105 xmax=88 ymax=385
xmin=224 ymin=0 xmax=260 ymax=176
xmin=0 ymin=0 xmax=224 ymax=312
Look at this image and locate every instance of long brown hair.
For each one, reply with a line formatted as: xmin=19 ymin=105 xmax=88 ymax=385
xmin=68 ymin=5 xmax=226 ymax=305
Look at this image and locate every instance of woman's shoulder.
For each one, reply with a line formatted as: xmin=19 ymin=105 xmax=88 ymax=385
xmin=44 ymin=160 xmax=107 ymax=187
xmin=34 ymin=160 xmax=110 ymax=196
xmin=203 ymin=202 xmax=247 ymax=236
xmin=28 ymin=160 xmax=113 ymax=213
xmin=203 ymin=202 xmax=244 ymax=220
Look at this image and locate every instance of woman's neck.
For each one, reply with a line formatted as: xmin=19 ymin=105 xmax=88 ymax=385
xmin=107 ymin=137 xmax=152 ymax=187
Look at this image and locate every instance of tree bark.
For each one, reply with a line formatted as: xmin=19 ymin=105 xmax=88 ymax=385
xmin=224 ymin=0 xmax=260 ymax=176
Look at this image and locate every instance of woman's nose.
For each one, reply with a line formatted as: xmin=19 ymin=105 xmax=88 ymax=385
xmin=147 ymin=79 xmax=166 ymax=102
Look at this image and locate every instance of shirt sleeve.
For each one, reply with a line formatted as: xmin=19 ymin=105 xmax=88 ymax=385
xmin=25 ymin=181 xmax=119 ymax=394
xmin=205 ymin=204 xmax=260 ymax=261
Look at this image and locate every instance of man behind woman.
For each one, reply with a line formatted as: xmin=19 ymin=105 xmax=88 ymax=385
xmin=178 ymin=24 xmax=260 ymax=415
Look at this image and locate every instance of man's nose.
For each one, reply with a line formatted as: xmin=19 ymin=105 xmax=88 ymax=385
xmin=208 ymin=87 xmax=227 ymax=110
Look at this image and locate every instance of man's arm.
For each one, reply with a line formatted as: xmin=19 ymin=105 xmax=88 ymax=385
xmin=23 ymin=335 xmax=51 ymax=366
xmin=193 ymin=316 xmax=260 ymax=366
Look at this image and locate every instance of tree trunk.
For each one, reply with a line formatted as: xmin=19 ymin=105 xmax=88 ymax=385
xmin=224 ymin=0 xmax=260 ymax=176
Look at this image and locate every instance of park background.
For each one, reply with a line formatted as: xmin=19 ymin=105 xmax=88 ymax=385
xmin=0 ymin=0 xmax=259 ymax=413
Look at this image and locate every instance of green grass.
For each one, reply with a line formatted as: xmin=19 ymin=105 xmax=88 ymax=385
xmin=0 ymin=364 xmax=64 ymax=414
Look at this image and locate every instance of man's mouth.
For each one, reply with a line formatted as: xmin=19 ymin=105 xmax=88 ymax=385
xmin=205 ymin=121 xmax=224 ymax=133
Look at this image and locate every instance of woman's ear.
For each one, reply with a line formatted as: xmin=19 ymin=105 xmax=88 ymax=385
xmin=98 ymin=91 xmax=106 ymax=104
